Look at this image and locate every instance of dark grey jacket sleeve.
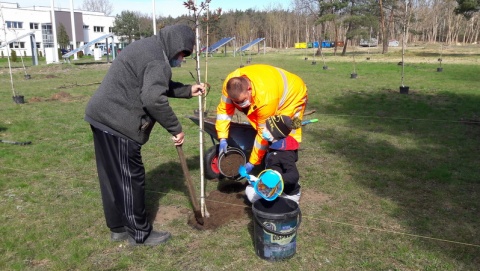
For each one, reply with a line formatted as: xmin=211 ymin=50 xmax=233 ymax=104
xmin=141 ymin=60 xmax=192 ymax=135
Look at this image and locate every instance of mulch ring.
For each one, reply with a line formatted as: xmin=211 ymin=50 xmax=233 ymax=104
xmin=188 ymin=180 xmax=251 ymax=230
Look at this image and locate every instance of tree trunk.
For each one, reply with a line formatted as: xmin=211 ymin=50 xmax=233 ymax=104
xmin=379 ymin=0 xmax=388 ymax=54
xmin=405 ymin=1 xmax=412 ymax=44
xmin=383 ymin=4 xmax=395 ymax=54
xmin=431 ymin=15 xmax=438 ymax=42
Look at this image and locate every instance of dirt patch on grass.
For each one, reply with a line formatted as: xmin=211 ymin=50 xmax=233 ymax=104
xmin=154 ymin=205 xmax=191 ymax=225
xmin=51 ymin=91 xmax=74 ymax=101
xmin=151 ymin=180 xmax=250 ymax=231
xmin=27 ymin=259 xmax=51 ymax=268
xmin=301 ymin=189 xmax=331 ymax=205
xmin=153 ymin=181 xmax=330 ymax=231
xmin=188 ymin=181 xmax=250 ymax=230
xmin=28 ymin=97 xmax=43 ymax=103
xmin=29 ymin=91 xmax=79 ymax=103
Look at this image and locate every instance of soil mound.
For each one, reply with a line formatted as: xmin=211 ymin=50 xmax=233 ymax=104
xmin=188 ymin=181 xmax=251 ymax=230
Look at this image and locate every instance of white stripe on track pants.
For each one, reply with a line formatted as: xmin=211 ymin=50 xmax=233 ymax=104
xmin=91 ymin=125 xmax=152 ymax=243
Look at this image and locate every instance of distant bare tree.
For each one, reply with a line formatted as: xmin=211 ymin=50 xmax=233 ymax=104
xmin=136 ymin=12 xmax=154 ymax=38
xmin=81 ymin=0 xmax=113 ymax=16
xmin=148 ymin=2 xmax=479 ymax=51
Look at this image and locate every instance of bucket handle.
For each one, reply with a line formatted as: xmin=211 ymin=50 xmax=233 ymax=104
xmin=254 ymin=208 xmax=302 ymax=236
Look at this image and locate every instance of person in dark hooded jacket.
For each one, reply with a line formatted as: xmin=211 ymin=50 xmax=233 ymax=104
xmin=85 ymin=24 xmax=205 ymax=246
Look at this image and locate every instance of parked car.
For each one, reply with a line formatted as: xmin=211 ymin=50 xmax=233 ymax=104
xmin=86 ymin=47 xmax=108 ymax=56
xmin=360 ymin=38 xmax=378 ymax=47
xmin=388 ymin=40 xmax=400 ymax=47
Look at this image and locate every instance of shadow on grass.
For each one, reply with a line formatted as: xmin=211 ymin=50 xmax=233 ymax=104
xmin=72 ymin=61 xmax=112 ymax=66
xmin=145 ymin=154 xmax=202 ymax=222
xmin=307 ymin=90 xmax=480 ymax=266
xmin=410 ymin=51 xmax=480 ymax=58
xmin=430 ymin=64 xmax=480 ymax=84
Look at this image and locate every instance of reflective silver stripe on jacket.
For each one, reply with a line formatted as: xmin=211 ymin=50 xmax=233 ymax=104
xmin=275 ymin=68 xmax=289 ymax=109
xmin=221 ymin=94 xmax=232 ymax=104
xmin=254 ymin=139 xmax=268 ymax=150
xmin=290 ymin=96 xmax=307 ymax=135
xmin=216 ymin=114 xmax=232 ymax=121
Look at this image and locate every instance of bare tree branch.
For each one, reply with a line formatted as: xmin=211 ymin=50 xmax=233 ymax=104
xmin=81 ymin=0 xmax=113 ymax=16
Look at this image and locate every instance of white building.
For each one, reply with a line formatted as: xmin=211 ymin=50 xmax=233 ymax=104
xmin=0 ymin=1 xmax=121 ymax=58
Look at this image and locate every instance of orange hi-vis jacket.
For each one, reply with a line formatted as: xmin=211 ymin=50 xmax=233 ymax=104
xmin=215 ymin=64 xmax=308 ymax=165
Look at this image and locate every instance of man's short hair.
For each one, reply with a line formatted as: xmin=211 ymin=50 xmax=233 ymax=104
xmin=226 ymin=77 xmax=249 ymax=100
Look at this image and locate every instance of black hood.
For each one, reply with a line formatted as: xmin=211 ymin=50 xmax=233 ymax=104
xmin=159 ymin=24 xmax=195 ymax=61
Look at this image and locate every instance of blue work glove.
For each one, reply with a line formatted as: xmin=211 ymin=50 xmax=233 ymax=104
xmin=238 ymin=165 xmax=248 ymax=179
xmin=219 ymin=139 xmax=228 ymax=156
xmin=245 ymin=162 xmax=254 ymax=174
xmin=239 ymin=164 xmax=257 ymax=184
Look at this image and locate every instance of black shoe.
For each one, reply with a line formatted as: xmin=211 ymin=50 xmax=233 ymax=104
xmin=128 ymin=230 xmax=171 ymax=246
xmin=110 ymin=231 xmax=128 ymax=242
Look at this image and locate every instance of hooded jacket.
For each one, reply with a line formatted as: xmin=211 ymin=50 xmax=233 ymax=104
xmin=85 ymin=24 xmax=196 ymax=144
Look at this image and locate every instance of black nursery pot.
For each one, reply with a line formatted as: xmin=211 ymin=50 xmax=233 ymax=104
xmin=13 ymin=95 xmax=25 ymax=104
xmin=399 ymin=86 xmax=409 ymax=94
xmin=322 ymin=65 xmax=328 ymax=70
xmin=311 ymin=61 xmax=317 ymax=65
xmin=350 ymin=73 xmax=357 ymax=79
xmin=366 ymin=57 xmax=370 ymax=60
xmin=437 ymin=67 xmax=443 ymax=72
xmin=24 ymin=74 xmax=31 ymax=79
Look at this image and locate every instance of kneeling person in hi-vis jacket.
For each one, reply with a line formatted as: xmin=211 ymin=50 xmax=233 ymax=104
xmin=215 ymin=64 xmax=308 ymax=176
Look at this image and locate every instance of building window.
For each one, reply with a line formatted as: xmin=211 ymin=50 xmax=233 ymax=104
xmin=94 ymin=26 xmax=104 ymax=33
xmin=42 ymin=24 xmax=54 ymax=48
xmin=6 ymin=21 xmax=23 ymax=29
xmin=109 ymin=27 xmax=113 ymax=33
xmin=9 ymin=42 xmax=25 ymax=49
xmin=83 ymin=25 xmax=89 ymax=29
xmin=30 ymin=23 xmax=39 ymax=30
xmin=36 ymin=42 xmax=41 ymax=48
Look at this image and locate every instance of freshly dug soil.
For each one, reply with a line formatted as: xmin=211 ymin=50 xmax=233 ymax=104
xmin=188 ymin=181 xmax=251 ymax=230
xmin=219 ymin=150 xmax=245 ymax=178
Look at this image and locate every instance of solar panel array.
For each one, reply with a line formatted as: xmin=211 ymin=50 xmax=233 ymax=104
xmin=62 ymin=33 xmax=114 ymax=58
xmin=205 ymin=37 xmax=235 ymax=53
xmin=237 ymin=38 xmax=265 ymax=52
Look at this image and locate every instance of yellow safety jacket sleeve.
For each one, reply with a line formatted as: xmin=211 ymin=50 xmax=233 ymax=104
xmin=216 ymin=64 xmax=308 ymax=165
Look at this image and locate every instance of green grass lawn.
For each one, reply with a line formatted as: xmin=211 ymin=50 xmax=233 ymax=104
xmin=1 ymin=46 xmax=479 ymax=270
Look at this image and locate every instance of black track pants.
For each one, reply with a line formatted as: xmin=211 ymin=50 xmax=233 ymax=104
xmin=91 ymin=125 xmax=152 ymax=242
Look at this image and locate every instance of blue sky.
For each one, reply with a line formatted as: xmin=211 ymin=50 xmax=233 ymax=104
xmin=15 ymin=0 xmax=293 ymax=17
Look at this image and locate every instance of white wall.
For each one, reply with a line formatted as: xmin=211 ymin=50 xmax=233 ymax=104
xmin=0 ymin=2 xmax=118 ymax=58
xmin=82 ymin=13 xmax=119 ymax=55
xmin=0 ymin=5 xmax=50 ymax=57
